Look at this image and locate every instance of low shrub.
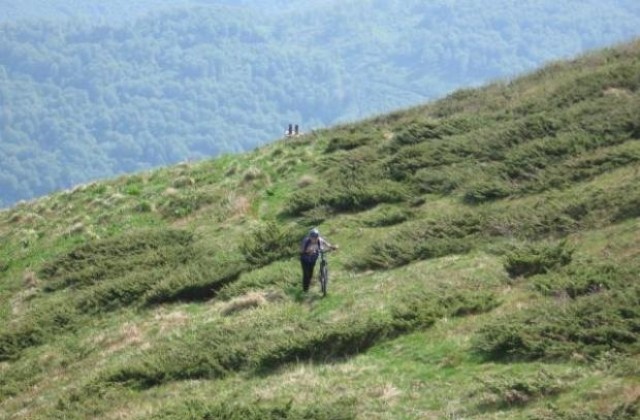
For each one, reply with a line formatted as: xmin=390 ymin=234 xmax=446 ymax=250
xmin=101 ymin=288 xmax=497 ymax=389
xmin=413 ymin=167 xmax=462 ymax=194
xmin=463 ymin=179 xmax=512 ymax=204
xmin=473 ymin=285 xmax=640 ymax=361
xmin=532 ymin=397 xmax=640 ymax=420
xmin=217 ymin=260 xmax=297 ymax=301
xmin=360 ymin=205 xmax=412 ymax=228
xmin=240 ymin=222 xmax=303 ymax=268
xmin=532 ymin=260 xmax=631 ymax=298
xmin=325 ymin=181 xmax=409 ymax=212
xmin=0 ymin=302 xmax=78 ymax=361
xmin=39 ymin=228 xmax=194 ymax=292
xmin=158 ymin=190 xmax=215 ymax=219
xmin=470 ymin=370 xmax=566 ymax=410
xmin=144 ymin=259 xmax=247 ymax=305
xmin=283 ymin=183 xmax=329 ymax=215
xmin=385 ymin=143 xmax=450 ymax=181
xmin=350 ymin=214 xmax=481 ymax=270
xmin=285 ymin=181 xmax=409 ymax=216
xmin=325 ymin=132 xmax=376 ymax=153
xmin=389 ymin=121 xmax=441 ymax=149
xmin=503 ymin=240 xmax=573 ymax=279
xmin=516 ymin=140 xmax=640 ymax=194
xmin=76 ymin=268 xmax=167 ymax=313
xmin=152 ymin=398 xmax=357 ymax=420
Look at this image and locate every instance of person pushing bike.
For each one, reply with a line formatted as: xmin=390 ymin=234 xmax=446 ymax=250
xmin=300 ymin=228 xmax=338 ymax=293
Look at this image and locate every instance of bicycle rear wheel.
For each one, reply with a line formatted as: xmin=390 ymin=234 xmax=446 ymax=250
xmin=320 ymin=261 xmax=328 ymax=296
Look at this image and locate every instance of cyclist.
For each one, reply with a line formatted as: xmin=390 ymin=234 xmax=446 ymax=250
xmin=300 ymin=228 xmax=338 ymax=293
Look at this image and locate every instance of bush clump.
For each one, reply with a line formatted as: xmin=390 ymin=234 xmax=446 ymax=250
xmin=101 ymin=288 xmax=497 ymax=389
xmin=158 ymin=190 xmax=215 ymax=219
xmin=39 ymin=228 xmax=195 ymax=292
xmin=463 ymin=179 xmax=513 ymax=204
xmin=144 ymin=259 xmax=247 ymax=305
xmin=503 ymin=240 xmax=573 ymax=279
xmin=473 ymin=285 xmax=640 ymax=361
xmin=360 ymin=205 xmax=412 ymax=228
xmin=350 ymin=214 xmax=481 ymax=270
xmin=152 ymin=398 xmax=357 ymax=420
xmin=531 ymin=260 xmax=632 ymax=298
xmin=470 ymin=370 xmax=566 ymax=410
xmin=325 ymin=133 xmax=376 ymax=153
xmin=240 ymin=222 xmax=303 ymax=268
xmin=0 ymin=302 xmax=78 ymax=361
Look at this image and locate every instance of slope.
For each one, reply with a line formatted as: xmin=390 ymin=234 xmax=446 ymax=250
xmin=0 ymin=40 xmax=639 ymax=419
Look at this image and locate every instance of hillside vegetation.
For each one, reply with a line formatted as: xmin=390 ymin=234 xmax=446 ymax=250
xmin=1 ymin=40 xmax=639 ymax=419
xmin=2 ymin=0 xmax=640 ymax=207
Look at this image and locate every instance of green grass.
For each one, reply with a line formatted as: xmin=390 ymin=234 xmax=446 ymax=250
xmin=1 ymin=40 xmax=640 ymax=419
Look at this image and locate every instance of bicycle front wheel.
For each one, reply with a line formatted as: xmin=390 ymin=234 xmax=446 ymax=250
xmin=320 ymin=262 xmax=329 ymax=296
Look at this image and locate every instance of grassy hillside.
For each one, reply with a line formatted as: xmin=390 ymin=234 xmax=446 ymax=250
xmin=1 ymin=40 xmax=639 ymax=419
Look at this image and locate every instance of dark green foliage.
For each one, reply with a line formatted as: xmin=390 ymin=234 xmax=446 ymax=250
xmin=152 ymin=398 xmax=357 ymax=420
xmin=240 ymin=222 xmax=303 ymax=268
xmin=76 ymin=266 xmax=176 ymax=312
xmin=0 ymin=357 xmax=48 ymax=399
xmin=463 ymin=179 xmax=512 ymax=204
xmin=385 ymin=142 xmax=460 ymax=181
xmin=0 ymin=229 xmax=203 ymax=359
xmin=535 ymin=396 xmax=640 ymax=420
xmin=285 ymin=150 xmax=410 ymax=215
xmin=471 ymin=370 xmax=566 ymax=410
xmin=473 ymin=285 xmax=640 ymax=361
xmin=325 ymin=130 xmax=378 ymax=153
xmin=551 ymin=60 xmax=640 ymax=108
xmin=39 ymin=229 xmax=194 ymax=292
xmin=522 ymin=140 xmax=640 ymax=193
xmin=321 ymin=181 xmax=409 ymax=213
xmin=413 ymin=168 xmax=461 ymax=194
xmin=101 ymin=288 xmax=496 ymax=389
xmin=485 ymin=181 xmax=640 ymax=239
xmin=390 ymin=121 xmax=442 ymax=149
xmin=144 ymin=259 xmax=247 ymax=305
xmin=503 ymin=240 xmax=573 ymax=278
xmin=284 ymin=183 xmax=330 ymax=215
xmin=0 ymin=303 xmax=78 ymax=361
xmin=437 ymin=289 xmax=500 ymax=317
xmin=350 ymin=214 xmax=481 ymax=270
xmin=505 ymin=114 xmax=561 ymax=144
xmin=360 ymin=205 xmax=412 ymax=228
xmin=0 ymin=259 xmax=9 ymax=273
xmin=532 ymin=261 xmax=633 ymax=298
xmin=356 ymin=236 xmax=473 ymax=270
xmin=158 ymin=190 xmax=216 ymax=219
xmin=391 ymin=288 xmax=498 ymax=330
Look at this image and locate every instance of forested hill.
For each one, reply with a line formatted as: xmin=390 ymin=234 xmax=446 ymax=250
xmin=1 ymin=0 xmax=640 ymax=207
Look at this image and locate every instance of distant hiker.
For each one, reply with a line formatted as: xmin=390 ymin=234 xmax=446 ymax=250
xmin=300 ymin=228 xmax=338 ymax=293
xmin=286 ymin=123 xmax=293 ymax=137
xmin=294 ymin=124 xmax=299 ymax=135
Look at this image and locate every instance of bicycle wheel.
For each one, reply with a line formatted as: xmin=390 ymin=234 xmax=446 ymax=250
xmin=320 ymin=261 xmax=329 ymax=296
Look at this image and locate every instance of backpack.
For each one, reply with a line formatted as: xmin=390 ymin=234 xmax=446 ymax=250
xmin=300 ymin=236 xmax=319 ymax=263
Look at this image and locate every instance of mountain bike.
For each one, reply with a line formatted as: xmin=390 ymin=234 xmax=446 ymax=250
xmin=318 ymin=248 xmax=331 ymax=297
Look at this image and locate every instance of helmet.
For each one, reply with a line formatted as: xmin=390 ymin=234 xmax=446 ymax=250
xmin=309 ymin=228 xmax=320 ymax=238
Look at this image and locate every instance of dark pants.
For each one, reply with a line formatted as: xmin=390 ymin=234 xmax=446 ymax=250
xmin=301 ymin=258 xmax=317 ymax=292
